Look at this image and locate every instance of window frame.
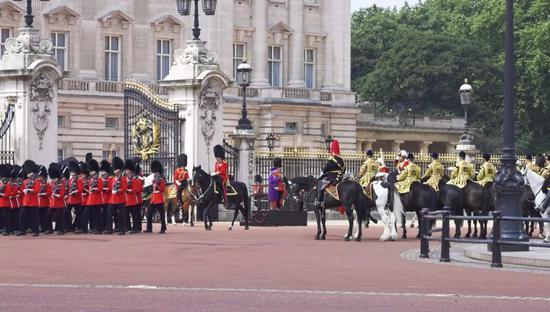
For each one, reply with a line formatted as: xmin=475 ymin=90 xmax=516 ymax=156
xmin=232 ymin=43 xmax=246 ymax=79
xmin=156 ymin=39 xmax=172 ymax=81
xmin=57 ymin=148 xmax=65 ymax=163
xmin=268 ymin=45 xmax=282 ymax=87
xmin=51 ymin=32 xmax=69 ymax=71
xmin=284 ymin=122 xmax=298 ymax=134
xmin=104 ymin=35 xmax=122 ymax=81
xmin=0 ymin=28 xmax=12 ymax=58
xmin=57 ymin=115 xmax=66 ymax=128
xmin=105 ymin=117 xmax=119 ymax=129
xmin=304 ymin=48 xmax=316 ymax=89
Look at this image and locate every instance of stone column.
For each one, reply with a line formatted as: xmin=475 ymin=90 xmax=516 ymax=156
xmin=321 ymin=0 xmax=333 ymax=89
xmin=287 ymin=0 xmax=305 ymax=88
xmin=391 ymin=140 xmax=404 ymax=153
xmin=251 ymin=0 xmax=269 ymax=87
xmin=231 ymin=132 xmax=256 ymax=191
xmin=364 ymin=139 xmax=376 ymax=151
xmin=420 ymin=141 xmax=432 ymax=155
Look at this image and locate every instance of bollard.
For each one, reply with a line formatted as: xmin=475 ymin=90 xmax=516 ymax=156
xmin=419 ymin=208 xmax=430 ymax=258
xmin=440 ymin=210 xmax=451 ymax=262
xmin=491 ymin=211 xmax=503 ymax=268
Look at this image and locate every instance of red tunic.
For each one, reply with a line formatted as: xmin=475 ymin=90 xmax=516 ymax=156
xmin=85 ymin=176 xmax=104 ymax=207
xmin=0 ymin=180 xmax=10 ymax=208
xmin=49 ymin=180 xmax=66 ymax=209
xmin=214 ymin=160 xmax=228 ymax=184
xmin=125 ymin=177 xmax=143 ymax=207
xmin=66 ymin=177 xmax=84 ymax=206
xmin=81 ymin=177 xmax=90 ymax=205
xmin=173 ymin=167 xmax=189 ymax=186
xmin=8 ymin=182 xmax=21 ymax=209
xmin=22 ymin=178 xmax=41 ymax=207
xmin=101 ymin=174 xmax=111 ymax=205
xmin=150 ymin=178 xmax=165 ymax=205
xmin=108 ymin=175 xmax=128 ymax=205
xmin=37 ymin=181 xmax=51 ymax=208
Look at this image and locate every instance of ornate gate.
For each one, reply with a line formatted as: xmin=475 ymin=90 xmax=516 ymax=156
xmin=124 ymin=81 xmax=181 ymax=181
xmin=223 ymin=139 xmax=239 ymax=180
xmin=0 ymin=96 xmax=16 ymax=164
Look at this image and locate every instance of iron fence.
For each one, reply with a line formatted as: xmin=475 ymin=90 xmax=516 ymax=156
xmin=223 ymin=139 xmax=239 ymax=180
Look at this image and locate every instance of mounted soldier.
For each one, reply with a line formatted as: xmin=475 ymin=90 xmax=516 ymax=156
xmin=421 ymin=152 xmax=444 ymax=191
xmin=524 ymin=154 xmax=538 ymax=172
xmin=535 ymin=155 xmax=550 ymax=212
xmin=396 ymin=150 xmax=409 ymax=173
xmin=358 ymin=149 xmax=379 ymax=191
xmin=212 ymin=144 xmax=228 ymax=205
xmin=316 ymin=139 xmax=345 ymax=208
xmin=476 ymin=153 xmax=496 ymax=187
xmin=447 ymin=151 xmax=475 ymax=188
xmin=174 ymin=154 xmax=189 ymax=207
xmin=395 ymin=153 xmax=420 ymax=194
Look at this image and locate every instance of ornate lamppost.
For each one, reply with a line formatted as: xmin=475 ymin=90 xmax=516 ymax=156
xmin=324 ymin=135 xmax=333 ymax=153
xmin=176 ymin=0 xmax=217 ymax=40
xmin=494 ymin=0 xmax=528 ymax=251
xmin=266 ymin=132 xmax=276 ymax=157
xmin=459 ymin=79 xmax=473 ymax=142
xmin=14 ymin=0 xmax=50 ymax=28
xmin=236 ymin=59 xmax=253 ymax=130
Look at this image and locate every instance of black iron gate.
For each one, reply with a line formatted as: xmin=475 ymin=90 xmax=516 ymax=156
xmin=124 ymin=81 xmax=181 ymax=182
xmin=223 ymin=139 xmax=239 ymax=180
xmin=0 ymin=97 xmax=15 ymax=164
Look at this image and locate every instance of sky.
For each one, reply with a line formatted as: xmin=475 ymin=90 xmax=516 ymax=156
xmin=351 ymin=0 xmax=420 ymax=11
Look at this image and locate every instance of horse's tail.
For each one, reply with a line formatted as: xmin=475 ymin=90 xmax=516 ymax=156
xmin=392 ymin=190 xmax=404 ymax=226
xmin=238 ymin=182 xmax=251 ymax=213
xmin=354 ymin=183 xmax=368 ymax=221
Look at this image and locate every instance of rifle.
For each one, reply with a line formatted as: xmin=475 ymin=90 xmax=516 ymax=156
xmin=113 ymin=177 xmax=121 ymax=194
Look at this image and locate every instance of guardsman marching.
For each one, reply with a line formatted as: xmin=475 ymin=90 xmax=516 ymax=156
xmin=447 ymin=151 xmax=475 ymax=188
xmin=359 ymin=149 xmax=379 ymax=189
xmin=0 ymin=164 xmax=10 ymax=235
xmin=65 ymin=161 xmax=83 ymax=232
xmin=212 ymin=145 xmax=229 ymax=204
xmin=7 ymin=165 xmax=23 ymax=235
xmin=476 ymin=153 xmax=496 ymax=187
xmin=81 ymin=159 xmax=103 ymax=234
xmin=133 ymin=161 xmax=144 ymax=233
xmin=316 ymin=139 xmax=346 ymax=207
xmin=18 ymin=160 xmax=41 ymax=236
xmin=75 ymin=162 xmax=90 ymax=232
xmin=421 ymin=152 xmax=445 ymax=191
xmin=98 ymin=160 xmax=112 ymax=234
xmin=146 ymin=160 xmax=166 ymax=234
xmin=37 ymin=165 xmax=52 ymax=233
xmin=174 ymin=154 xmax=189 ymax=206
xmin=48 ymin=163 xmax=66 ymax=235
xmin=105 ymin=157 xmax=127 ymax=235
xmin=125 ymin=159 xmax=143 ymax=234
xmin=395 ymin=153 xmax=421 ymax=194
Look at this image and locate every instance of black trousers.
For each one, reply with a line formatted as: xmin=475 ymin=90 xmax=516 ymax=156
xmin=105 ymin=204 xmax=126 ymax=233
xmin=20 ymin=206 xmax=39 ymax=234
xmin=1 ymin=208 xmax=9 ymax=233
xmin=147 ymin=203 xmax=166 ymax=232
xmin=64 ymin=205 xmax=74 ymax=231
xmin=50 ymin=208 xmax=65 ymax=233
xmin=82 ymin=205 xmax=101 ymax=233
xmin=39 ymin=208 xmax=52 ymax=232
xmin=98 ymin=205 xmax=108 ymax=233
xmin=128 ymin=205 xmax=141 ymax=232
xmin=73 ymin=205 xmax=84 ymax=231
xmin=176 ymin=183 xmax=187 ymax=204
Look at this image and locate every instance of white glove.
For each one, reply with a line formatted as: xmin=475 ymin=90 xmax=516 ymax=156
xmin=210 ymin=172 xmax=217 ymax=176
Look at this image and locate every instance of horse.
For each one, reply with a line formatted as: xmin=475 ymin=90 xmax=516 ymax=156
xmin=461 ymin=181 xmax=488 ymax=239
xmin=523 ymin=168 xmax=550 ymax=242
xmin=163 ymin=184 xmax=196 ymax=226
xmin=371 ymin=177 xmax=404 ymax=241
xmin=191 ymin=166 xmax=250 ymax=231
xmin=434 ymin=180 xmax=465 ymax=238
xmin=521 ymin=184 xmax=544 ymax=237
xmin=284 ymin=176 xmax=317 ymax=211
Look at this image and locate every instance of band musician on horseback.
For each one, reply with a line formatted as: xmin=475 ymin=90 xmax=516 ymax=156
xmin=534 ymin=155 xmax=550 ymax=212
xmin=447 ymin=151 xmax=475 ymax=188
xmin=476 ymin=153 xmax=496 ymax=187
xmin=316 ymin=139 xmax=345 ymax=208
xmin=421 ymin=152 xmax=444 ymax=191
xmin=395 ymin=153 xmax=421 ymax=194
xmin=358 ymin=149 xmax=379 ymax=192
xmin=174 ymin=154 xmax=189 ymax=207
xmin=396 ymin=150 xmax=409 ymax=173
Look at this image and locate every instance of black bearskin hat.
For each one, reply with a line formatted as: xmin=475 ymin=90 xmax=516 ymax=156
xmin=254 ymin=174 xmax=263 ymax=183
xmin=61 ymin=165 xmax=70 ymax=179
xmin=23 ymin=160 xmax=38 ymax=175
xmin=48 ymin=163 xmax=61 ymax=179
xmin=431 ymin=152 xmax=439 ymax=159
xmin=177 ymin=154 xmax=188 ymax=167
xmin=459 ymin=151 xmax=466 ymax=159
xmin=11 ymin=165 xmax=22 ymax=179
xmin=80 ymin=162 xmax=90 ymax=175
xmin=17 ymin=165 xmax=25 ymax=178
xmin=125 ymin=159 xmax=135 ymax=172
xmin=366 ymin=149 xmax=374 ymax=157
xmin=5 ymin=164 xmax=12 ymax=178
xmin=69 ymin=160 xmax=80 ymax=174
xmin=214 ymin=145 xmax=225 ymax=159
xmin=526 ymin=154 xmax=533 ymax=160
xmin=151 ymin=160 xmax=163 ymax=175
xmin=38 ymin=165 xmax=47 ymax=178
xmin=0 ymin=164 xmax=8 ymax=178
xmin=407 ymin=153 xmax=415 ymax=160
xmin=85 ymin=153 xmax=93 ymax=164
xmin=88 ymin=159 xmax=99 ymax=173
xmin=112 ymin=157 xmax=124 ymax=172
xmin=100 ymin=160 xmax=112 ymax=174
xmin=483 ymin=153 xmax=491 ymax=161
xmin=273 ymin=157 xmax=282 ymax=168
xmin=134 ymin=164 xmax=141 ymax=175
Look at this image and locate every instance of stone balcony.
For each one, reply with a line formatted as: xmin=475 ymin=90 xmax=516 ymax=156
xmin=358 ymin=112 xmax=466 ymax=131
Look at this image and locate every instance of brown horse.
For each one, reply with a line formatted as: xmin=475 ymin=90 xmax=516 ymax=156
xmin=165 ymin=184 xmax=196 ymax=226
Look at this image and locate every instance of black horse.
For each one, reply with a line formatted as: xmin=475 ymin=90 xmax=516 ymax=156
xmin=521 ymin=184 xmax=544 ymax=237
xmin=433 ymin=180 xmax=465 ymax=238
xmin=191 ymin=166 xmax=250 ymax=230
xmin=284 ymin=176 xmax=317 ymax=211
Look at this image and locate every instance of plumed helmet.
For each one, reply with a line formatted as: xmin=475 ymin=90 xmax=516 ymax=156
xmin=399 ymin=150 xmax=408 ymax=157
xmin=88 ymin=159 xmax=100 ymax=173
xmin=214 ymin=145 xmax=225 ymax=159
xmin=330 ymin=139 xmax=341 ymax=156
xmin=254 ymin=174 xmax=263 ymax=183
xmin=273 ymin=157 xmax=282 ymax=168
xmin=366 ymin=149 xmax=374 ymax=157
xmin=112 ymin=157 xmax=124 ymax=171
xmin=483 ymin=153 xmax=491 ymax=161
xmin=151 ymin=160 xmax=163 ymax=175
xmin=526 ymin=154 xmax=533 ymax=160
xmin=85 ymin=153 xmax=93 ymax=164
xmin=23 ymin=160 xmax=38 ymax=175
xmin=177 ymin=154 xmax=188 ymax=167
xmin=69 ymin=160 xmax=80 ymax=174
xmin=0 ymin=164 xmax=8 ymax=178
xmin=407 ymin=152 xmax=415 ymax=160
xmin=38 ymin=165 xmax=48 ymax=178
xmin=48 ymin=163 xmax=61 ymax=179
xmin=376 ymin=158 xmax=385 ymax=166
xmin=100 ymin=160 xmax=112 ymax=174
xmin=431 ymin=152 xmax=439 ymax=159
xmin=80 ymin=162 xmax=90 ymax=175
xmin=125 ymin=159 xmax=135 ymax=172
xmin=459 ymin=151 xmax=466 ymax=159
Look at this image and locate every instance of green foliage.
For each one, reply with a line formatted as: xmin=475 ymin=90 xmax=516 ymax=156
xmin=352 ymin=0 xmax=550 ymax=154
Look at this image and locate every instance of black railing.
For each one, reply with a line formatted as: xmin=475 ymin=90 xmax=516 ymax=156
xmin=223 ymin=140 xmax=239 ymax=180
xmin=419 ymin=208 xmax=550 ymax=267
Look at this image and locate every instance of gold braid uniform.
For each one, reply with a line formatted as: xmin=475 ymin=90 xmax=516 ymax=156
xmin=476 ymin=161 xmax=496 ymax=187
xmin=358 ymin=158 xmax=379 ymax=187
xmin=421 ymin=160 xmax=444 ymax=191
xmin=395 ymin=162 xmax=421 ymax=194
xmin=447 ymin=160 xmax=475 ymax=189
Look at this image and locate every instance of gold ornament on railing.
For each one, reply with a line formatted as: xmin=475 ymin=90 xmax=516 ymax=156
xmin=131 ymin=117 xmax=160 ymax=160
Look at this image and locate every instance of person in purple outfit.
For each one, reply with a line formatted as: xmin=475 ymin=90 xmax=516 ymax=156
xmin=268 ymin=158 xmax=284 ymax=210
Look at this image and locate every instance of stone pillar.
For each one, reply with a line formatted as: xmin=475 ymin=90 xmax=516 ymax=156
xmin=161 ymin=40 xmax=231 ymax=170
xmin=364 ymin=139 xmax=376 ymax=151
xmin=230 ymin=132 xmax=256 ymax=191
xmin=0 ymin=27 xmax=63 ymax=165
xmin=251 ymin=0 xmax=269 ymax=87
xmin=391 ymin=140 xmax=404 ymax=153
xmin=321 ymin=0 xmax=333 ymax=89
xmin=420 ymin=141 xmax=432 ymax=155
xmin=287 ymin=0 xmax=305 ymax=88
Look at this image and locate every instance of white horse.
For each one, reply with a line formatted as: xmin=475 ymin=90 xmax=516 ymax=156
xmin=524 ymin=168 xmax=550 ymax=243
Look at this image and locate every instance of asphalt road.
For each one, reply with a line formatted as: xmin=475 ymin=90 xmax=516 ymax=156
xmin=1 ymin=223 xmax=549 ymax=311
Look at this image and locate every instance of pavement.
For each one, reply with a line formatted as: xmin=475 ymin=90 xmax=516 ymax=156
xmin=1 ymin=222 xmax=549 ymax=312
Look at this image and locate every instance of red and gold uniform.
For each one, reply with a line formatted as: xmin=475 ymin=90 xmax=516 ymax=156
xmin=146 ymin=160 xmax=167 ymax=233
xmin=48 ymin=163 xmax=67 ymax=234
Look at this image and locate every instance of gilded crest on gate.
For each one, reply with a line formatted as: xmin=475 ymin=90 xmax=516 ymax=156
xmin=131 ymin=117 xmax=160 ymax=160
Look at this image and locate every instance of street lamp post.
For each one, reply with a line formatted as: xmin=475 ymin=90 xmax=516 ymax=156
xmin=493 ymin=0 xmax=528 ymax=251
xmin=14 ymin=0 xmax=50 ymax=28
xmin=324 ymin=135 xmax=333 ymax=153
xmin=176 ymin=0 xmax=217 ymax=40
xmin=236 ymin=59 xmax=253 ymax=130
xmin=457 ymin=79 xmax=474 ymax=146
xmin=266 ymin=132 xmax=276 ymax=157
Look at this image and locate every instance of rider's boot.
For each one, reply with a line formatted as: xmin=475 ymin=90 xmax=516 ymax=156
xmin=386 ymin=185 xmax=394 ymax=210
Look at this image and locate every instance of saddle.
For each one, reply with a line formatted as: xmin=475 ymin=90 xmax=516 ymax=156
xmin=362 ymin=182 xmax=374 ymax=201
xmin=325 ymin=184 xmax=340 ymax=201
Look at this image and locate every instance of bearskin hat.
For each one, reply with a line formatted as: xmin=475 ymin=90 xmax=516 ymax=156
xmin=134 ymin=164 xmax=141 ymax=175
xmin=88 ymin=159 xmax=99 ymax=173
xmin=458 ymin=151 xmax=466 ymax=159
xmin=177 ymin=154 xmax=188 ymax=167
xmin=151 ymin=160 xmax=164 ymax=175
xmin=407 ymin=152 xmax=415 ymax=160
xmin=85 ymin=153 xmax=93 ymax=164
xmin=214 ymin=145 xmax=225 ymax=159
xmin=11 ymin=165 xmax=22 ymax=179
xmin=254 ymin=174 xmax=263 ymax=183
xmin=431 ymin=152 xmax=439 ymax=159
xmin=483 ymin=153 xmax=491 ymax=161
xmin=61 ymin=165 xmax=70 ymax=179
xmin=69 ymin=160 xmax=80 ymax=174
xmin=16 ymin=165 xmax=25 ymax=178
xmin=273 ymin=157 xmax=282 ymax=168
xmin=38 ymin=165 xmax=48 ymax=178
xmin=100 ymin=160 xmax=112 ymax=174
xmin=112 ymin=157 xmax=124 ymax=171
xmin=526 ymin=154 xmax=533 ymax=160
xmin=23 ymin=160 xmax=38 ymax=175
xmin=80 ymin=162 xmax=90 ymax=175
xmin=132 ymin=157 xmax=141 ymax=167
xmin=366 ymin=149 xmax=374 ymax=157
xmin=0 ymin=164 xmax=8 ymax=178
xmin=125 ymin=159 xmax=135 ymax=172
xmin=48 ymin=163 xmax=61 ymax=179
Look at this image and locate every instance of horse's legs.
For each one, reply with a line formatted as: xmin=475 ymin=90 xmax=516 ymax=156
xmin=229 ymin=208 xmax=239 ymax=230
xmin=321 ymin=207 xmax=327 ymax=240
xmin=415 ymin=211 xmax=422 ymax=239
xmin=242 ymin=204 xmax=250 ymax=230
xmin=401 ymin=213 xmax=407 ymax=239
xmin=355 ymin=208 xmax=363 ymax=242
xmin=203 ymin=205 xmax=209 ymax=230
xmin=454 ymin=220 xmax=462 ymax=238
xmin=345 ymin=208 xmax=353 ymax=241
xmin=314 ymin=206 xmax=321 ymax=240
xmin=472 ymin=214 xmax=479 ymax=239
xmin=465 ymin=211 xmax=472 ymax=238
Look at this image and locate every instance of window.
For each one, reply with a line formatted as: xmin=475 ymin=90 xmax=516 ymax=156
xmin=51 ymin=32 xmax=68 ymax=70
xmin=232 ymin=43 xmax=246 ymax=79
xmin=1 ymin=28 xmax=11 ymax=58
xmin=58 ymin=115 xmax=66 ymax=128
xmin=304 ymin=49 xmax=315 ymax=89
xmin=268 ymin=46 xmax=282 ymax=87
xmin=57 ymin=149 xmax=65 ymax=162
xmin=284 ymin=122 xmax=298 ymax=134
xmin=105 ymin=117 xmax=118 ymax=129
xmin=103 ymin=150 xmax=117 ymax=160
xmin=157 ymin=39 xmax=171 ymax=80
xmin=105 ymin=36 xmax=121 ymax=81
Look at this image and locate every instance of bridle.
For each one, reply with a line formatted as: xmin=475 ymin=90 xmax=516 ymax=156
xmin=191 ymin=170 xmax=213 ymax=203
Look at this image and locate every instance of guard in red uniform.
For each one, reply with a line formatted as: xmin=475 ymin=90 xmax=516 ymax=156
xmin=146 ymin=160 xmax=166 ymax=234
xmin=133 ymin=161 xmax=144 ymax=233
xmin=105 ymin=157 xmax=127 ymax=235
xmin=174 ymin=154 xmax=189 ymax=206
xmin=36 ymin=165 xmax=52 ymax=233
xmin=48 ymin=163 xmax=66 ymax=235
xmin=98 ymin=160 xmax=112 ymax=234
xmin=125 ymin=159 xmax=143 ymax=234
xmin=0 ymin=164 xmax=10 ymax=235
xmin=75 ymin=162 xmax=90 ymax=232
xmin=6 ymin=165 xmax=22 ymax=235
xmin=65 ymin=161 xmax=83 ymax=232
xmin=212 ymin=145 xmax=228 ymax=204
xmin=80 ymin=159 xmax=103 ymax=234
xmin=17 ymin=160 xmax=42 ymax=236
